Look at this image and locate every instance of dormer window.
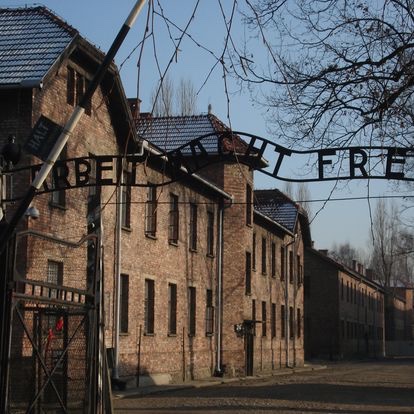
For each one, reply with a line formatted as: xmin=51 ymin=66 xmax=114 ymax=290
xmin=67 ymin=66 xmax=91 ymax=115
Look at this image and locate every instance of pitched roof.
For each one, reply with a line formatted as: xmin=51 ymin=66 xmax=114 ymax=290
xmin=0 ymin=7 xmax=77 ymax=87
xmin=254 ymin=189 xmax=299 ymax=233
xmin=136 ymin=114 xmax=250 ymax=155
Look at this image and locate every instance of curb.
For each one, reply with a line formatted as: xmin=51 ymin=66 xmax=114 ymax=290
xmin=113 ymin=364 xmax=327 ymax=399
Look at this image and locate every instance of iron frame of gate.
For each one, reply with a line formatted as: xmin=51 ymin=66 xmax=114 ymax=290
xmin=3 ymin=231 xmax=102 ymax=414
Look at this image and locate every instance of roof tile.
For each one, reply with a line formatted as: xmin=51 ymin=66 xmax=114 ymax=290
xmin=0 ymin=7 xmax=76 ymax=86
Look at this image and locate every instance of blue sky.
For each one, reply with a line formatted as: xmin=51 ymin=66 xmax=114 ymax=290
xmin=5 ymin=0 xmax=411 ymax=255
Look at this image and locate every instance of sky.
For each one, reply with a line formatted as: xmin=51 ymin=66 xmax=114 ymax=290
xmin=4 ymin=0 xmax=413 ymax=256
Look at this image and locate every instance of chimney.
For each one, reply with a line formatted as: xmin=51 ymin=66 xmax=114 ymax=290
xmin=208 ymin=103 xmax=212 ymax=115
xmin=318 ymin=249 xmax=328 ymax=256
xmin=352 ymin=260 xmax=357 ymax=270
xmin=128 ymin=98 xmax=141 ymax=119
xmin=366 ymin=268 xmax=373 ymax=280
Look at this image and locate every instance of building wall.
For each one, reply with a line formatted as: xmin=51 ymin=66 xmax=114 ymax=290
xmin=304 ymin=249 xmax=385 ymax=359
xmin=304 ymin=250 xmax=339 ymax=359
xmin=202 ymin=162 xmax=305 ymax=376
xmin=3 ymin=49 xmax=307 ymax=385
xmin=117 ymin=166 xmax=221 ymax=382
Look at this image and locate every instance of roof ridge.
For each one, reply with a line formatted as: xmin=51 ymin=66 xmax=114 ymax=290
xmin=0 ymin=5 xmax=78 ymax=37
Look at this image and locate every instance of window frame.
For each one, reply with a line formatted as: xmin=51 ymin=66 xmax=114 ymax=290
xmin=145 ymin=185 xmax=157 ymax=238
xmin=120 ymin=274 xmax=129 ymax=334
xmin=205 ymin=289 xmax=214 ymax=336
xmin=168 ymin=193 xmax=179 ymax=244
xmin=144 ymin=279 xmax=155 ymax=335
xmin=189 ymin=203 xmax=198 ymax=251
xmin=188 ymin=286 xmax=197 ymax=336
xmin=168 ymin=283 xmax=177 ymax=335
xmin=121 ymin=170 xmax=131 ymax=229
xmin=206 ymin=210 xmax=214 ymax=256
xmin=261 ymin=237 xmax=267 ymax=275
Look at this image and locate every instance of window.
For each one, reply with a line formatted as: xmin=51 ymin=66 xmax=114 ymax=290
xmin=246 ymin=183 xmax=252 ymax=225
xmin=281 ymin=305 xmax=285 ymax=338
xmin=121 ymin=170 xmax=131 ymax=228
xmin=252 ymin=233 xmax=256 ymax=270
xmin=206 ymin=211 xmax=214 ymax=256
xmin=168 ymin=194 xmax=179 ymax=244
xmin=168 ymin=283 xmax=177 ymax=335
xmin=261 ymin=237 xmax=267 ymax=275
xmin=205 ymin=289 xmax=214 ymax=335
xmin=50 ymin=147 xmax=67 ymax=208
xmin=188 ymin=287 xmax=196 ymax=336
xmin=297 ymin=308 xmax=301 ymax=338
xmin=341 ymin=279 xmax=344 ymax=300
xmin=47 ymin=260 xmax=63 ymax=298
xmin=145 ymin=185 xmax=157 ymax=237
xmin=271 ymin=242 xmax=276 ymax=278
xmin=245 ymin=251 xmax=252 ymax=295
xmin=297 ymin=255 xmax=302 ymax=285
xmin=289 ymin=306 xmax=294 ymax=339
xmin=271 ymin=303 xmax=276 ymax=338
xmin=67 ymin=66 xmax=91 ymax=115
xmin=280 ymin=247 xmax=285 ymax=281
xmin=144 ymin=279 xmax=155 ymax=334
xmin=120 ymin=274 xmax=129 ymax=333
xmin=289 ymin=251 xmax=294 ymax=284
xmin=262 ymin=301 xmax=267 ymax=337
xmin=189 ymin=204 xmax=198 ymax=251
xmin=252 ymin=299 xmax=256 ymax=336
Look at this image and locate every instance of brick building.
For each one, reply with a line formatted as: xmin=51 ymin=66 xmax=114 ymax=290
xmin=385 ymin=287 xmax=414 ymax=356
xmin=0 ymin=5 xmax=311 ymax=395
xmin=304 ymin=248 xmax=385 ymax=359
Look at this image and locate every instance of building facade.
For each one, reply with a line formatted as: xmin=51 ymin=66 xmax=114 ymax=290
xmin=304 ymin=248 xmax=385 ymax=359
xmin=1 ymin=6 xmax=310 ymax=395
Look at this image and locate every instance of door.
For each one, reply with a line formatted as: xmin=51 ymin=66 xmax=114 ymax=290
xmin=244 ymin=320 xmax=254 ymax=376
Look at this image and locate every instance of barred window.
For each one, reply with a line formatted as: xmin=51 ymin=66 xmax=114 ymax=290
xmin=121 ymin=170 xmax=131 ymax=228
xmin=47 ymin=260 xmax=63 ymax=299
xmin=168 ymin=283 xmax=177 ymax=335
xmin=145 ymin=185 xmax=157 ymax=237
xmin=188 ymin=287 xmax=196 ymax=336
xmin=144 ymin=279 xmax=155 ymax=334
xmin=169 ymin=194 xmax=179 ymax=244
xmin=206 ymin=211 xmax=214 ymax=256
xmin=245 ymin=251 xmax=252 ymax=295
xmin=189 ymin=204 xmax=198 ymax=251
xmin=120 ymin=274 xmax=129 ymax=333
xmin=205 ymin=289 xmax=214 ymax=335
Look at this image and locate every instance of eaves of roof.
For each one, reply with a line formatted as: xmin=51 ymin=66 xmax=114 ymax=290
xmin=254 ymin=209 xmax=295 ymax=237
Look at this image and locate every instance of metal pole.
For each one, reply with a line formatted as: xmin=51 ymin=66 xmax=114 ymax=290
xmin=0 ymin=0 xmax=147 ymax=253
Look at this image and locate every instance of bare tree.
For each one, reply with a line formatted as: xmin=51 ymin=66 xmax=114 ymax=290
xmin=296 ymin=182 xmax=312 ymax=218
xmin=177 ymin=78 xmax=197 ymax=116
xmin=151 ymin=75 xmax=197 ymax=116
xmin=330 ymin=242 xmax=365 ymax=269
xmin=151 ymin=74 xmax=174 ymax=116
xmin=369 ymin=199 xmax=414 ymax=287
xmin=235 ymin=0 xmax=414 ymax=151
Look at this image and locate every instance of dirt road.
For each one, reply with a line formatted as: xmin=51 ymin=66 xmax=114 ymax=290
xmin=114 ymin=359 xmax=414 ymax=413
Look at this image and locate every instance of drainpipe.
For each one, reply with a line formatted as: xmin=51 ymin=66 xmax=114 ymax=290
xmin=214 ymin=200 xmax=224 ymax=376
xmin=113 ymin=181 xmax=122 ymax=379
xmin=285 ymin=235 xmax=296 ymax=368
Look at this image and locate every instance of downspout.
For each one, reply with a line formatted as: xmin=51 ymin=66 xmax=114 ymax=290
xmin=113 ymin=182 xmax=122 ymax=379
xmin=285 ymin=235 xmax=296 ymax=368
xmin=214 ymin=200 xmax=224 ymax=376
